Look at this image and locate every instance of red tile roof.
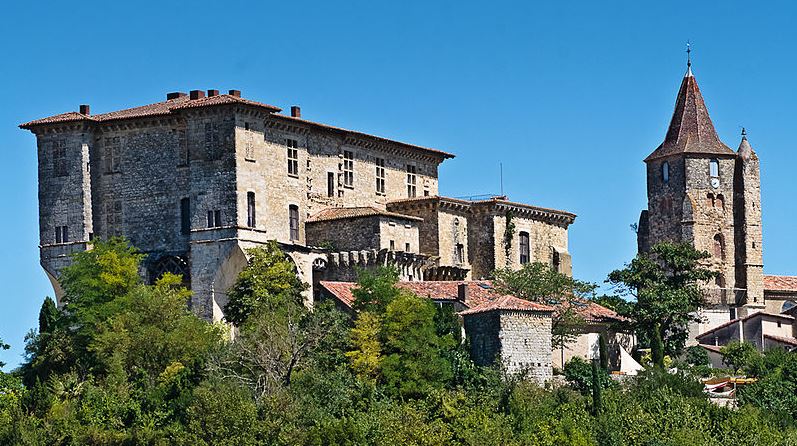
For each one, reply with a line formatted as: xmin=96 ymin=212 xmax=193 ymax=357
xmin=696 ymin=311 xmax=795 ymax=340
xmin=645 ymin=70 xmax=736 ymax=162
xmin=459 ymin=294 xmax=554 ymax=315
xmin=699 ymin=344 xmax=723 ymax=354
xmin=763 ymin=334 xmax=797 ymax=346
xmin=20 ymin=94 xmax=281 ymax=129
xmin=307 ymin=207 xmax=423 ymax=223
xmin=318 ymin=280 xmax=624 ymax=322
xmin=764 ymin=275 xmax=797 ymax=293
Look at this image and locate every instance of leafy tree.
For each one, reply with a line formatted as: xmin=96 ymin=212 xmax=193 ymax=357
xmin=685 ymin=345 xmax=710 ymax=367
xmin=563 ymin=357 xmax=610 ymax=395
xmin=0 ymin=337 xmax=7 ymax=369
xmin=380 ymin=292 xmax=454 ymax=398
xmin=223 ymin=241 xmax=308 ymax=326
xmin=494 ymin=262 xmax=597 ymax=352
xmin=607 ymin=242 xmax=715 ymax=367
xmin=720 ymin=341 xmax=762 ymax=375
xmin=351 ymin=266 xmax=401 ymax=314
xmin=346 ymin=312 xmax=382 ymax=384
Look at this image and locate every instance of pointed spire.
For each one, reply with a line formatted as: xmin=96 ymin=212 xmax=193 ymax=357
xmin=738 ymin=127 xmax=757 ymax=160
xmin=686 ymin=41 xmax=693 ymax=77
xmin=645 ymin=64 xmax=735 ymax=162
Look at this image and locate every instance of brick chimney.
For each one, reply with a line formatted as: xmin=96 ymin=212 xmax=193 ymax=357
xmin=189 ymin=90 xmax=206 ymax=100
xmin=457 ymin=283 xmax=469 ymax=303
xmin=207 ymin=89 xmax=219 ymax=97
xmin=79 ymin=104 xmax=90 ymax=115
xmin=228 ymin=89 xmax=241 ymax=98
xmin=291 ymin=106 xmax=301 ymax=118
xmin=166 ymin=92 xmax=187 ymax=100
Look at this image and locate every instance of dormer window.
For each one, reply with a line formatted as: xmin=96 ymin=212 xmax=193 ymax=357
xmin=662 ymin=161 xmax=670 ymax=184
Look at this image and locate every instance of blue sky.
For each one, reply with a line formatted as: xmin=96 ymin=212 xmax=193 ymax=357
xmin=2 ymin=1 xmax=796 ymax=369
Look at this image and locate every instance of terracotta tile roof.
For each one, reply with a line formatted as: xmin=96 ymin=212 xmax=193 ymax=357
xmin=306 ymin=206 xmax=423 ymax=223
xmin=271 ymin=114 xmax=455 ymax=159
xmin=696 ymin=311 xmax=795 ymax=340
xmin=318 ymin=280 xmax=626 ymax=322
xmin=763 ymin=334 xmax=797 ymax=346
xmin=699 ymin=344 xmax=723 ymax=353
xmin=459 ymin=294 xmax=554 ymax=315
xmin=20 ymin=94 xmax=281 ymax=129
xmin=764 ymin=275 xmax=797 ymax=293
xmin=645 ymin=70 xmax=736 ymax=162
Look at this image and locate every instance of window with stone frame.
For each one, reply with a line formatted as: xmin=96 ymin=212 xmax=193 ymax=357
xmin=54 ymin=225 xmax=69 ymax=244
xmin=180 ymin=198 xmax=191 ymax=235
xmin=709 ymin=158 xmax=720 ymax=178
xmin=519 ymin=231 xmax=530 ymax=265
xmin=713 ymin=234 xmax=725 ymax=260
xmin=406 ymin=164 xmax=417 ymax=198
xmin=206 ymin=209 xmax=222 ymax=228
xmin=177 ymin=129 xmax=189 ymax=166
xmin=327 ymin=172 xmax=336 ymax=198
xmin=662 ymin=161 xmax=670 ymax=184
xmin=204 ymin=122 xmax=220 ymax=160
xmin=455 ymin=243 xmax=465 ymax=264
xmin=52 ymin=140 xmax=68 ymax=177
xmin=287 ymin=139 xmax=299 ymax=176
xmin=247 ymin=192 xmax=256 ymax=228
xmin=105 ymin=199 xmax=123 ymax=237
xmin=551 ymin=248 xmax=561 ymax=272
xmin=375 ymin=157 xmax=386 ymax=194
xmin=715 ymin=194 xmax=725 ymax=210
xmin=103 ymin=137 xmax=121 ymax=173
xmin=405 ymin=242 xmax=411 ymax=253
xmin=343 ymin=150 xmax=354 ymax=187
xmin=389 ymin=239 xmax=395 ymax=251
xmin=289 ymin=205 xmax=299 ymax=241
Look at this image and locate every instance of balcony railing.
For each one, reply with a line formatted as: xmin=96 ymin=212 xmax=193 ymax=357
xmin=703 ymin=288 xmax=747 ymax=306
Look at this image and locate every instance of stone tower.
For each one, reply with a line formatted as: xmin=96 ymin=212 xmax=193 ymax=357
xmin=637 ymin=65 xmax=764 ymax=333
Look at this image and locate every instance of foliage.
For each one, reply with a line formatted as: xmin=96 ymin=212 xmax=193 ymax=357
xmin=351 ymin=266 xmax=401 ymax=314
xmin=685 ymin=345 xmax=710 ymax=367
xmin=607 ymin=242 xmax=715 ymax=367
xmin=223 ymin=241 xmax=308 ymax=326
xmin=502 ymin=210 xmax=515 ymax=265
xmin=0 ymin=337 xmax=8 ymax=369
xmin=346 ymin=312 xmax=382 ymax=384
xmin=563 ymin=357 xmax=610 ymax=395
xmin=494 ymin=262 xmax=597 ymax=350
xmin=720 ymin=341 xmax=762 ymax=374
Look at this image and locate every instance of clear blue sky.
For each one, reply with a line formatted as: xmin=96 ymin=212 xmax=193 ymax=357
xmin=2 ymin=1 xmax=796 ymax=369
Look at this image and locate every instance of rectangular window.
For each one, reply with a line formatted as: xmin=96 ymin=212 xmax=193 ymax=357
xmin=327 ymin=172 xmax=335 ymax=197
xmin=52 ymin=141 xmax=68 ymax=177
xmin=552 ymin=249 xmax=561 ymax=272
xmin=180 ymin=198 xmax=191 ymax=235
xmin=343 ymin=150 xmax=354 ymax=187
xmin=289 ymin=205 xmax=299 ymax=241
xmin=105 ymin=199 xmax=123 ymax=237
xmin=375 ymin=157 xmax=386 ymax=194
xmin=519 ymin=232 xmax=530 ymax=265
xmin=389 ymin=240 xmax=395 ymax=251
xmin=405 ymin=242 xmax=411 ymax=253
xmin=247 ymin=192 xmax=256 ymax=228
xmin=207 ymin=210 xmax=222 ymax=228
xmin=245 ymin=124 xmax=254 ymax=160
xmin=55 ymin=226 xmax=69 ymax=244
xmin=287 ymin=139 xmax=299 ymax=176
xmin=178 ymin=129 xmax=189 ymax=165
xmin=103 ymin=137 xmax=121 ymax=173
xmin=406 ymin=164 xmax=417 ymax=198
xmin=455 ymin=243 xmax=464 ymax=264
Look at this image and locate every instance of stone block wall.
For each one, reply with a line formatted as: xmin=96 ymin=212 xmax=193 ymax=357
xmin=499 ymin=311 xmax=553 ymax=382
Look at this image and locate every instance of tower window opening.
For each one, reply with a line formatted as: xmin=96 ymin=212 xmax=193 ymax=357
xmin=709 ymin=159 xmax=719 ymax=178
xmin=713 ymin=234 xmax=725 ymax=260
xmin=662 ymin=161 xmax=670 ymax=184
xmin=519 ymin=232 xmax=530 ymax=265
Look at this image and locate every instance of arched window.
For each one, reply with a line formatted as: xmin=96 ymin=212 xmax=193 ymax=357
xmin=715 ymin=194 xmax=725 ymax=210
xmin=519 ymin=232 xmax=530 ymax=265
xmin=706 ymin=193 xmax=715 ymax=208
xmin=713 ymin=234 xmax=724 ymax=260
xmin=709 ymin=159 xmax=719 ymax=178
xmin=662 ymin=161 xmax=670 ymax=184
xmin=151 ymin=256 xmax=189 ymax=285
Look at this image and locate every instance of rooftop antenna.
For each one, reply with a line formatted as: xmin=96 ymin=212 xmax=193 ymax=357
xmin=499 ymin=162 xmax=504 ymax=196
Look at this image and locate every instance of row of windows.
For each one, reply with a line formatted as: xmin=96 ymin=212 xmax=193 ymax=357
xmin=661 ymin=158 xmax=721 ymax=183
xmin=706 ymin=193 xmax=725 ymax=210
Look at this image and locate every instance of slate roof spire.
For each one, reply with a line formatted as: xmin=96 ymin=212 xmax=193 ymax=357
xmin=738 ymin=128 xmax=758 ymax=161
xmin=645 ymin=56 xmax=735 ymax=162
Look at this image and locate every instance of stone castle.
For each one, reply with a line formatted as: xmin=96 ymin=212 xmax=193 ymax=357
xmin=638 ymin=62 xmax=797 ymax=347
xmin=22 ymin=88 xmax=596 ymax=380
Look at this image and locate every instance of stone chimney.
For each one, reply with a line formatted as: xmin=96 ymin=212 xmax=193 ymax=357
xmin=79 ymin=104 xmax=90 ymax=115
xmin=207 ymin=89 xmax=219 ymax=97
xmin=228 ymin=89 xmax=241 ymax=98
xmin=457 ymin=283 xmax=469 ymax=303
xmin=189 ymin=90 xmax=206 ymax=100
xmin=291 ymin=106 xmax=301 ymax=118
xmin=166 ymin=92 xmax=187 ymax=100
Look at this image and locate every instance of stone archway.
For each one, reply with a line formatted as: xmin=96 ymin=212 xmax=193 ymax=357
xmin=150 ymin=255 xmax=190 ymax=286
xmin=43 ymin=268 xmax=65 ymax=306
xmin=209 ymin=245 xmax=249 ymax=322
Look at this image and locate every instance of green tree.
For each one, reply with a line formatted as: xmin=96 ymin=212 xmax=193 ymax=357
xmin=720 ymin=341 xmax=761 ymax=374
xmin=351 ymin=266 xmax=401 ymax=314
xmin=346 ymin=312 xmax=382 ymax=384
xmin=607 ymin=242 xmax=715 ymax=367
xmin=494 ymin=262 xmax=597 ymax=352
xmin=0 ymin=337 xmax=7 ymax=369
xmin=223 ymin=241 xmax=308 ymax=326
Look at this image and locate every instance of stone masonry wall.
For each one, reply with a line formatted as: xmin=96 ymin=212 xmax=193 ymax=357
xmin=499 ymin=311 xmax=553 ymax=383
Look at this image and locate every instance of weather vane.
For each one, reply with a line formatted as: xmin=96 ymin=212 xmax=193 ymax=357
xmin=686 ymin=41 xmax=692 ymax=68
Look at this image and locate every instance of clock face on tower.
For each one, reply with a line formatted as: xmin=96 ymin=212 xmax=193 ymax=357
xmin=711 ymin=178 xmax=720 ymax=189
